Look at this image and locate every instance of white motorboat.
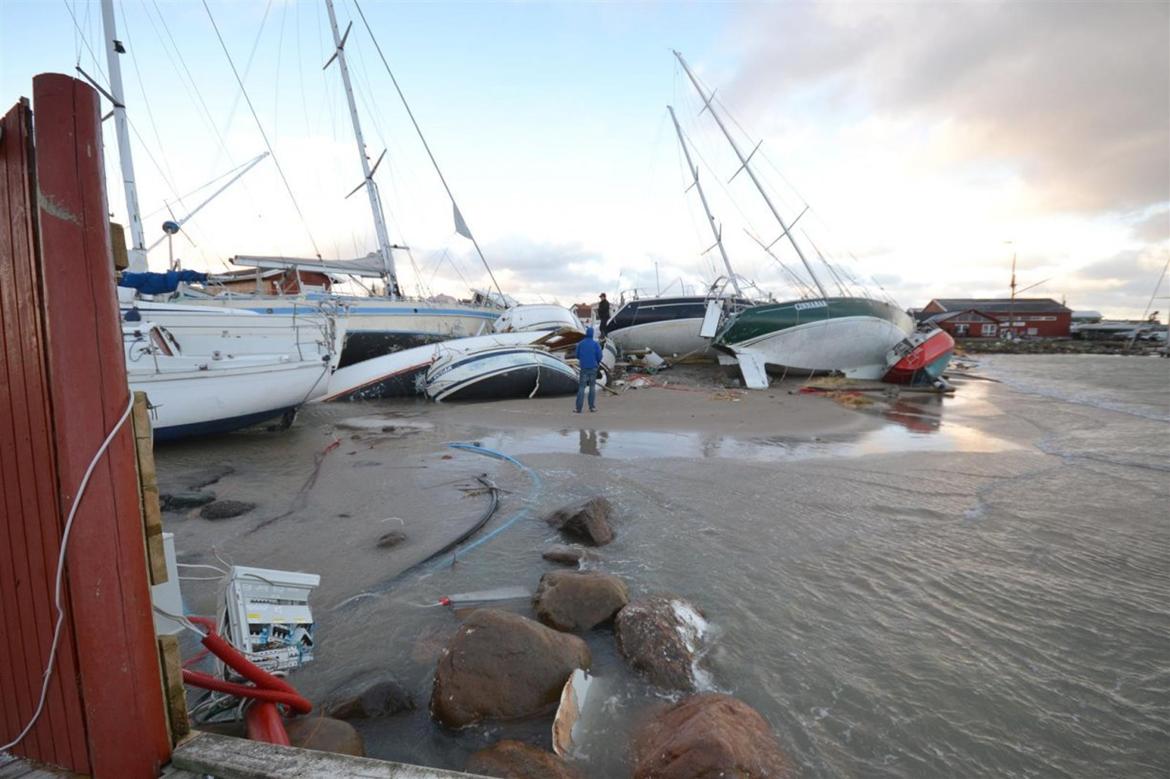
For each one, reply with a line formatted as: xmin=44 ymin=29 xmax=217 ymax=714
xmin=124 ymin=322 xmax=333 ymax=441
xmin=424 ymin=346 xmax=580 ymax=403
xmin=318 ymin=304 xmax=585 ymax=401
xmin=493 ymin=304 xmax=584 ymax=334
xmin=319 ymin=331 xmax=561 ymax=401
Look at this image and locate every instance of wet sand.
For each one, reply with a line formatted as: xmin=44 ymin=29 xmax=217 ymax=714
xmin=156 ymin=356 xmax=1170 ymax=778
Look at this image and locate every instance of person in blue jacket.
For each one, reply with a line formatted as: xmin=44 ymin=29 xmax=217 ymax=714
xmin=574 ymin=326 xmax=603 ymax=413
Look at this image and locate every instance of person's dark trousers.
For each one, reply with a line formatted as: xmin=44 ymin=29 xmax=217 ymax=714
xmin=576 ymin=367 xmax=598 ymax=412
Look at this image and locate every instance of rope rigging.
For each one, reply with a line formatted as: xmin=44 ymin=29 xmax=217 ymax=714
xmin=201 ymin=0 xmax=323 ymax=259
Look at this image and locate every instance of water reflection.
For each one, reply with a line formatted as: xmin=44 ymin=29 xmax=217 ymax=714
xmin=578 ymin=429 xmax=606 ymax=456
xmin=481 ymin=383 xmax=1015 ymax=461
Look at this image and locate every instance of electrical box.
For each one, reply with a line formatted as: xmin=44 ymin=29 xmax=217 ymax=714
xmin=221 ymin=566 xmax=320 ymax=676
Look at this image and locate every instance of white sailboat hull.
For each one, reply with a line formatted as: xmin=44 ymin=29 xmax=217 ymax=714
xmin=729 ymin=315 xmax=914 ymax=380
xmin=130 ymin=361 xmax=330 ymax=441
xmin=608 ymin=317 xmax=714 ymax=358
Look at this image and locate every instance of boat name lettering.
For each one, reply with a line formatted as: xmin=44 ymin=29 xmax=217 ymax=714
xmin=794 ymin=300 xmax=828 ymax=311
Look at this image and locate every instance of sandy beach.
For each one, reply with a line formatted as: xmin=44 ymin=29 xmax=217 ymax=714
xmin=156 ymin=355 xmax=1169 ymax=778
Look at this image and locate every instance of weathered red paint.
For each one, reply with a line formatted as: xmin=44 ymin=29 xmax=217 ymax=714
xmin=0 ymin=74 xmax=170 ymax=776
xmin=33 ymin=72 xmax=172 ymax=778
xmin=0 ymin=95 xmax=92 ymax=773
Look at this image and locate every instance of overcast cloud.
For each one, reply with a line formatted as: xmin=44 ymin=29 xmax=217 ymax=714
xmin=728 ymin=1 xmax=1169 ymax=215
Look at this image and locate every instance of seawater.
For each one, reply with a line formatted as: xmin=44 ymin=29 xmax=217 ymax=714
xmin=166 ymin=355 xmax=1170 ymax=777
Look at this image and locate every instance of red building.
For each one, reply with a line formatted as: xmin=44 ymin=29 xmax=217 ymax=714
xmin=918 ymin=298 xmax=1072 ymax=338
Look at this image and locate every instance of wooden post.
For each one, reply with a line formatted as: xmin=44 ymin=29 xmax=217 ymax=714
xmin=32 ymin=72 xmax=171 ymax=777
xmin=132 ymin=391 xmax=168 ymax=585
xmin=0 ymin=95 xmax=92 ymax=774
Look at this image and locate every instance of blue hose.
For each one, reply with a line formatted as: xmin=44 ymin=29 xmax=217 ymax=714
xmin=332 ymin=442 xmax=543 ymax=611
xmin=444 ymin=442 xmax=543 ymax=558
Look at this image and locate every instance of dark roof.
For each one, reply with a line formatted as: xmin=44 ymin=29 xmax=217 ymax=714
xmin=928 ymin=298 xmax=1069 ymax=314
xmin=926 ymin=310 xmax=1000 ymax=324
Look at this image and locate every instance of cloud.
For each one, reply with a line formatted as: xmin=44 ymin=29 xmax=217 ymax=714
xmin=1131 ymin=207 xmax=1170 ymax=244
xmin=725 ymin=1 xmax=1170 ymax=214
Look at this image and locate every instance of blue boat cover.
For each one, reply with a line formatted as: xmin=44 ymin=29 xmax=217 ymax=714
xmin=118 ymin=269 xmax=207 ymax=295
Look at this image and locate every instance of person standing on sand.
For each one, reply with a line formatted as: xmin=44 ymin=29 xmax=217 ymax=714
xmin=596 ymin=293 xmax=611 ymax=339
xmin=575 ymin=326 xmax=603 ymax=413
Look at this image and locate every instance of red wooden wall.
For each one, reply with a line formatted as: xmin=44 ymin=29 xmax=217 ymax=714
xmin=1 ymin=74 xmax=170 ymax=776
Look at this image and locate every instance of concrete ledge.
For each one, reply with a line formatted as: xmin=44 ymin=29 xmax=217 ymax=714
xmin=171 ymin=731 xmax=485 ymax=779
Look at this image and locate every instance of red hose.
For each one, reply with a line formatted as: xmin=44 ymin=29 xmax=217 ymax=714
xmin=180 ymin=615 xmax=313 ymax=732
xmin=181 ymin=669 xmax=311 ymax=713
xmin=245 ymin=703 xmax=292 ymax=746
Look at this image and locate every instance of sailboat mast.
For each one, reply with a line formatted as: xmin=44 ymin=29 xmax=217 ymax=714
xmin=673 ymin=50 xmax=829 ymax=299
xmin=667 ymin=105 xmax=742 ymax=297
xmin=324 ymin=0 xmax=399 ymax=296
xmin=100 ymin=0 xmax=148 ymax=272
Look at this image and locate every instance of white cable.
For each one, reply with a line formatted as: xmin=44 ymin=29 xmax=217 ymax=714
xmin=1 ymin=392 xmax=135 ymax=755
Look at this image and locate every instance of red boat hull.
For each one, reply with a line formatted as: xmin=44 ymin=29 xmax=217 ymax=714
xmin=883 ymin=329 xmax=955 ymax=385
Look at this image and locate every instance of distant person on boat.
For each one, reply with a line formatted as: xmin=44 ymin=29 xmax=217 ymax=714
xmin=575 ymin=326 xmax=603 ymax=413
xmin=597 ymin=293 xmax=611 ymax=339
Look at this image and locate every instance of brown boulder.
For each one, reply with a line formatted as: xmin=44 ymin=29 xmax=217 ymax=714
xmin=544 ymin=496 xmax=614 ymax=546
xmin=633 ymin=694 xmax=791 ymax=778
xmin=322 ymin=673 xmax=415 ymax=719
xmin=615 ymin=596 xmax=708 ymax=691
xmin=466 ymin=740 xmax=585 ymax=779
xmin=431 ymin=609 xmax=590 ymax=728
xmin=542 ymin=544 xmax=590 ymax=565
xmin=284 ymin=715 xmax=365 ymax=757
xmin=534 ymin=570 xmax=629 ymax=632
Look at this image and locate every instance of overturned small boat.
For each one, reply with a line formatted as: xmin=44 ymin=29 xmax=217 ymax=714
xmin=425 ymin=346 xmax=579 ymax=402
xmin=883 ymin=327 xmax=955 ymax=385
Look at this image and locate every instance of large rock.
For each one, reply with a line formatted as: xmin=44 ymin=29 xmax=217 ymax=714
xmin=431 ymin=609 xmax=590 ymax=728
xmin=533 ymin=571 xmax=629 ymax=632
xmin=542 ymin=545 xmax=590 ymax=566
xmin=160 ymin=490 xmax=216 ymax=510
xmin=544 ymin=497 xmax=614 ymax=546
xmin=466 ymin=740 xmax=584 ymax=779
xmin=632 ymin=694 xmax=791 ymax=778
xmin=322 ymin=673 xmax=415 ymax=720
xmin=615 ymin=596 xmax=708 ymax=691
xmin=284 ymin=715 xmax=364 ymax=757
xmin=199 ymin=499 xmax=256 ymax=520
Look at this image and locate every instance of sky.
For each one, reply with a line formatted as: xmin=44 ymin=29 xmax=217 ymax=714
xmin=1 ymin=0 xmax=1167 ymax=319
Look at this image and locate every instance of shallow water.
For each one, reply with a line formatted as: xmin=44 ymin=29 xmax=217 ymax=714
xmin=160 ymin=355 xmax=1170 ymax=777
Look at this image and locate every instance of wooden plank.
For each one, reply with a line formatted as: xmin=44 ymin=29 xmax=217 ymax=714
xmin=133 ymin=391 xmax=167 ymax=585
xmin=32 ymin=73 xmax=170 ymax=778
xmin=172 ymin=732 xmax=483 ymax=779
xmin=0 ymin=96 xmax=89 ymax=770
xmin=157 ymin=636 xmax=190 ymax=744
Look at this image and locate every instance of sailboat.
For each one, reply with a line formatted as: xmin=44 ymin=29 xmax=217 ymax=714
xmin=606 ymin=107 xmax=756 ymax=359
xmin=672 ymin=51 xmax=916 ymax=387
xmin=124 ymin=321 xmax=333 ymax=440
xmin=179 ymin=0 xmax=507 ymax=367
xmin=94 ymin=0 xmax=346 ymax=439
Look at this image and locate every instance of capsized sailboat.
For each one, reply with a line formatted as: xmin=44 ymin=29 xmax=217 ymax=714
xmin=673 ymin=51 xmax=915 ymax=387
